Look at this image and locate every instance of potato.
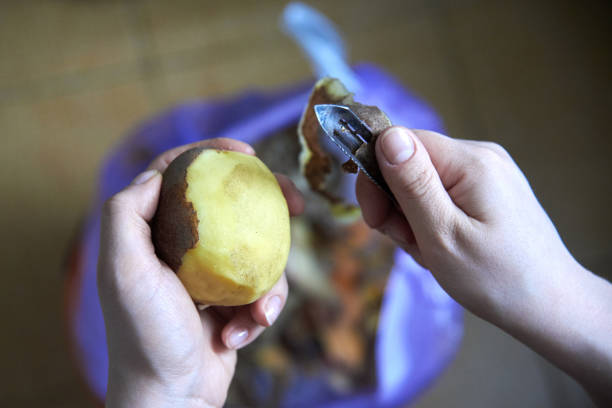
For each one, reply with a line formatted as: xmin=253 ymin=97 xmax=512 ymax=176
xmin=152 ymin=148 xmax=290 ymax=306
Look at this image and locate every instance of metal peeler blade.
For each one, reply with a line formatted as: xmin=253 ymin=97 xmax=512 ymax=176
xmin=314 ymin=104 xmax=394 ymax=200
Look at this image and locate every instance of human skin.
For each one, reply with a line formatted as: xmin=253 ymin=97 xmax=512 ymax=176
xmin=356 ymin=126 xmax=612 ymax=406
xmin=98 ymin=128 xmax=611 ymax=407
xmin=97 ymin=138 xmax=304 ymax=408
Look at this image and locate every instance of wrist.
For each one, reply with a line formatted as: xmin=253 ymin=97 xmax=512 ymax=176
xmin=483 ymin=251 xmax=585 ymax=332
xmin=492 ymin=259 xmax=612 ymax=402
xmin=495 ymin=256 xmax=588 ymax=343
xmin=106 ymin=366 xmax=215 ymax=408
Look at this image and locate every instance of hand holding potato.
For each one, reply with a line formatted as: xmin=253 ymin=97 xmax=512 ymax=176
xmin=97 ymin=138 xmax=303 ymax=408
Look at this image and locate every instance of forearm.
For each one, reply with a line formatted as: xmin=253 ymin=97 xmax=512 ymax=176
xmin=497 ymin=262 xmax=612 ymax=405
xmin=106 ymin=368 xmax=216 ymax=408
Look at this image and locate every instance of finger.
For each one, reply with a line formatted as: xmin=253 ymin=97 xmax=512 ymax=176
xmin=209 ymin=306 xmax=236 ymax=321
xmin=409 ymin=130 xmax=468 ymax=191
xmin=220 ymin=273 xmax=288 ymax=349
xmin=375 ymin=210 xmax=421 ymax=261
xmin=376 ymin=127 xmax=461 ymax=243
xmin=100 ymin=170 xmax=162 ymax=260
xmin=250 ymin=273 xmax=288 ymax=327
xmin=200 ymin=309 xmax=238 ymax=358
xmin=375 ymin=209 xmax=416 ymax=248
xmin=461 ymin=139 xmax=512 ymax=160
xmin=410 ymin=130 xmax=514 ymax=193
xmin=147 ymin=138 xmax=256 ymax=173
xmin=356 ymin=171 xmax=421 ymax=259
xmin=221 ymin=307 xmax=265 ymax=350
xmin=356 ymin=171 xmax=392 ymax=228
xmin=98 ymin=170 xmax=163 ymax=285
xmin=414 ymin=130 xmax=514 ymax=220
xmin=275 ymin=174 xmax=305 ymax=217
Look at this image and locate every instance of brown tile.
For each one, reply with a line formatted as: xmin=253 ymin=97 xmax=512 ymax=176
xmin=0 ymin=80 xmax=155 ymax=404
xmin=155 ymin=55 xmax=309 ymax=108
xmin=440 ymin=0 xmax=612 ymax=268
xmin=339 ymin=3 xmax=471 ymax=139
xmin=405 ymin=1 xmax=609 ymax=407
xmin=144 ymin=0 xmax=289 ymax=57
xmin=0 ymin=80 xmax=156 ymax=203
xmin=152 ymin=23 xmax=311 ymax=104
xmin=0 ymin=2 xmax=139 ymax=90
xmin=1 ymin=0 xmax=610 ymax=406
xmin=143 ymin=0 xmax=310 ymax=102
xmin=144 ymin=0 xmax=465 ymax=139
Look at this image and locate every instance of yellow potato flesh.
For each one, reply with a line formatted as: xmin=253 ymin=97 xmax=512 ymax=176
xmin=177 ymin=150 xmax=290 ymax=306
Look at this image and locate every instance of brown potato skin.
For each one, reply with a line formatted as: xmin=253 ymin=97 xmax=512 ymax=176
xmin=298 ymin=78 xmax=391 ymax=202
xmin=151 ymin=147 xmax=203 ymax=271
xmin=300 ymin=86 xmax=339 ymax=190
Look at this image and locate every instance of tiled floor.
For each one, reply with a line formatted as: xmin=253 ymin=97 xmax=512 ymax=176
xmin=1 ymin=0 xmax=609 ymax=406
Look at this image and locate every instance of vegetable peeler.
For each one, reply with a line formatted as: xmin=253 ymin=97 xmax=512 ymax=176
xmin=314 ymin=103 xmax=395 ymax=200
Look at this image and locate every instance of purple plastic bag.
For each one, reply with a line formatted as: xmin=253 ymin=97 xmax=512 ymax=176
xmin=68 ymin=63 xmax=462 ymax=407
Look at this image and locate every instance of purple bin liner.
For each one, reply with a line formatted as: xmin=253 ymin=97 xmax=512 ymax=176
xmin=69 ymin=63 xmax=463 ymax=407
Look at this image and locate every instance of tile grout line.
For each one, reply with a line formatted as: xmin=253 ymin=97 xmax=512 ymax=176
xmin=1 ymin=1 xmax=492 ymax=111
xmin=0 ymin=27 xmax=292 ymax=107
xmin=0 ymin=62 xmax=145 ymax=107
xmin=0 ymin=38 xmax=304 ymax=108
xmin=122 ymin=0 xmax=165 ymax=108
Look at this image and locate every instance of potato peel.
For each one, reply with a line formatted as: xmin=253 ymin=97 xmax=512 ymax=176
xmin=297 ymin=77 xmax=392 ymax=212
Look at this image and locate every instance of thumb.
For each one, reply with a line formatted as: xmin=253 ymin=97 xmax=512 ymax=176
xmin=99 ymin=169 xmax=162 ymax=275
xmin=376 ymin=126 xmax=458 ymax=242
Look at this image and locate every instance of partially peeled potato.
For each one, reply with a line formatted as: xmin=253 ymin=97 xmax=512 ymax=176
xmin=152 ymin=148 xmax=290 ymax=306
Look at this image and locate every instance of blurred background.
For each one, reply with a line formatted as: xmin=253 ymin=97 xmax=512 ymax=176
xmin=1 ymin=0 xmax=611 ymax=406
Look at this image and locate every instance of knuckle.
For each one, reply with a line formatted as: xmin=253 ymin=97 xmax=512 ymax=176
xmin=429 ymin=211 xmax=457 ymax=249
xmin=148 ymin=156 xmax=165 ymax=171
xmin=426 ymin=214 xmax=467 ymax=260
xmin=102 ymin=193 xmax=129 ymax=219
xmin=484 ymin=142 xmax=511 ymax=159
xmin=397 ymin=164 xmax=437 ymax=200
xmin=472 ymin=147 xmax=506 ymax=171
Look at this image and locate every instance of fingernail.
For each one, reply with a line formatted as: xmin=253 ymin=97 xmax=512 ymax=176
xmin=264 ymin=296 xmax=282 ymax=325
xmin=228 ymin=329 xmax=248 ymax=349
xmin=381 ymin=128 xmax=415 ymax=164
xmin=132 ymin=170 xmax=158 ymax=185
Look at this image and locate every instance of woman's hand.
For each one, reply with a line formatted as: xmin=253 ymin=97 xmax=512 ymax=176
xmin=357 ymin=126 xmax=578 ymax=319
xmin=357 ymin=127 xmax=612 ymax=405
xmin=97 ymin=138 xmax=304 ymax=408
